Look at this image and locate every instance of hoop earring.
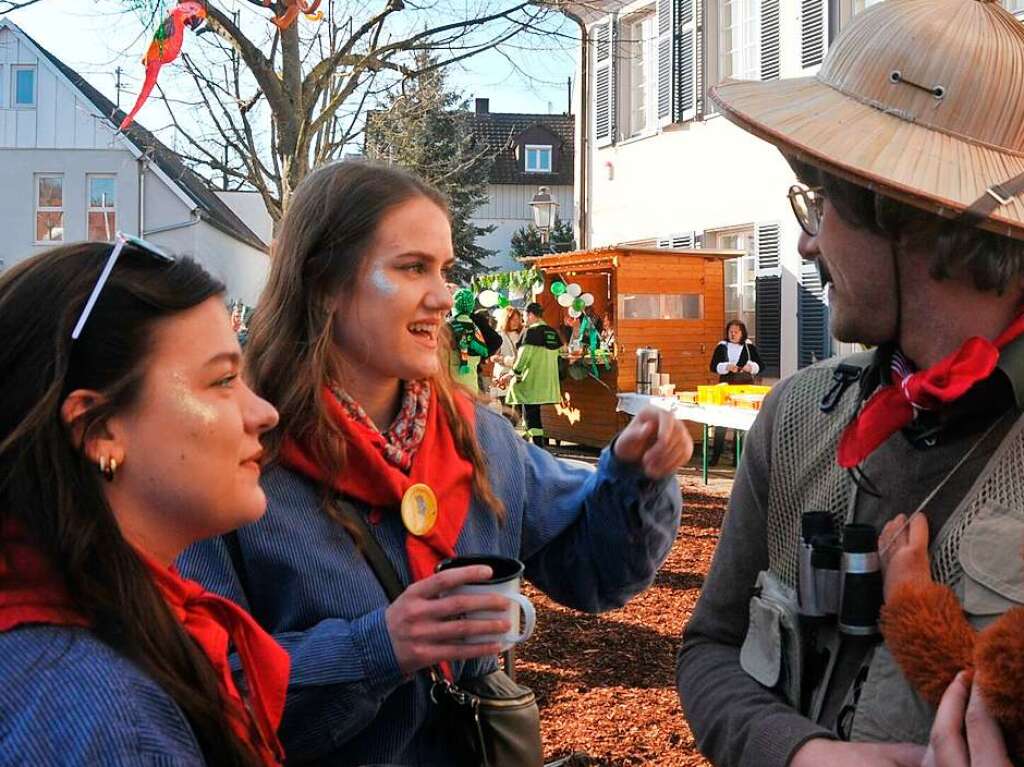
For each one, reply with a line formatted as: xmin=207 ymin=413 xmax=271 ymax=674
xmin=99 ymin=456 xmax=117 ymax=482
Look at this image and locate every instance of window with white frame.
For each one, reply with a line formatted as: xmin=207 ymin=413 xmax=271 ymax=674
xmin=524 ymin=145 xmax=552 ymax=173
xmin=1002 ymin=0 xmax=1024 ymax=13
xmin=719 ymin=0 xmax=761 ymax=81
xmin=13 ymin=66 xmax=36 ymax=108
xmin=87 ymin=176 xmax=118 ymax=241
xmin=620 ymin=11 xmax=657 ymax=138
xmin=35 ymin=175 xmax=64 ymax=244
xmin=715 ymin=228 xmax=757 ymax=335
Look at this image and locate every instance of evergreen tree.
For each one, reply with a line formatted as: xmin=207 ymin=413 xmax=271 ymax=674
xmin=509 ymin=217 xmax=576 ymax=259
xmin=366 ymin=53 xmax=495 ymax=282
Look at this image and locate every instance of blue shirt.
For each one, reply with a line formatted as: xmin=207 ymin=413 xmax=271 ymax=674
xmin=178 ymin=404 xmax=681 ymax=766
xmin=0 ymin=625 xmax=204 ymax=765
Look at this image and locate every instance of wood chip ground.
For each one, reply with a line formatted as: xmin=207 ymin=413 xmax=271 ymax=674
xmin=518 ymin=454 xmax=734 ymax=766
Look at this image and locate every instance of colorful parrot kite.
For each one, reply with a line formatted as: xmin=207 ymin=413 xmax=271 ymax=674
xmin=119 ymin=1 xmax=207 ymax=132
xmin=261 ymin=0 xmax=324 ymax=29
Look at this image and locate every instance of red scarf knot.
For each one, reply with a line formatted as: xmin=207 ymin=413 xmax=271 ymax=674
xmin=837 ymin=314 xmax=1024 ymax=468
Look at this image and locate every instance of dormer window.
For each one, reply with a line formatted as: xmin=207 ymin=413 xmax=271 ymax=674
xmin=525 ymin=144 xmax=552 ymax=173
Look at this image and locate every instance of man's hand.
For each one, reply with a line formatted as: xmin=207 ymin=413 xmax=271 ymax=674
xmin=614 ymin=405 xmax=693 ymax=479
xmin=790 ymin=738 xmax=926 ymax=767
xmin=727 ymin=364 xmax=740 ymax=373
xmin=879 ymin=513 xmax=933 ymax=601
xmin=922 ymin=671 xmax=1012 ymax=767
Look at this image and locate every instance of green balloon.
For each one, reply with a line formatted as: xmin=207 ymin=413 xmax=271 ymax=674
xmin=498 ymin=294 xmax=510 ymax=308
xmin=551 ymin=281 xmax=566 ymax=296
xmin=572 ymin=297 xmax=585 ymax=311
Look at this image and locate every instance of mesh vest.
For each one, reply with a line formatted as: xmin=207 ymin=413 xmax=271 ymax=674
xmin=760 ymin=353 xmax=1024 ymax=743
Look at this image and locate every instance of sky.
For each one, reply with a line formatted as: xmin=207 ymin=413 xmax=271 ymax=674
xmin=6 ymin=0 xmax=579 ymax=125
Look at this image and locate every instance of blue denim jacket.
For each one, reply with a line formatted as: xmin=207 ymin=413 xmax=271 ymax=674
xmin=179 ymin=404 xmax=681 ymax=766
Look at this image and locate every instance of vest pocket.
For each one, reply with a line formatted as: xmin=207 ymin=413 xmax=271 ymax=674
xmin=959 ymin=502 xmax=1024 ymax=622
xmin=739 ymin=570 xmax=802 ymax=707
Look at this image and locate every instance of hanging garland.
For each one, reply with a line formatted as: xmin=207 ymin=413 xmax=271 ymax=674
xmin=469 ymin=267 xmax=542 ymax=302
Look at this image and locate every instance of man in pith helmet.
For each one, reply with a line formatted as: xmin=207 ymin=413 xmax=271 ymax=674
xmin=676 ymin=0 xmax=1024 ymax=764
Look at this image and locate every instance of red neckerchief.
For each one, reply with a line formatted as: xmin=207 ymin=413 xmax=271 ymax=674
xmin=0 ymin=519 xmax=288 ymax=766
xmin=837 ymin=314 xmax=1024 ymax=468
xmin=280 ymin=384 xmax=476 ymax=586
xmin=142 ymin=554 xmax=289 ymax=766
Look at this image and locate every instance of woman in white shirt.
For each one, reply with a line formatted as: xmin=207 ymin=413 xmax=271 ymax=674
xmin=707 ymin=320 xmax=763 ymax=464
xmin=489 ymin=306 xmax=524 ymax=401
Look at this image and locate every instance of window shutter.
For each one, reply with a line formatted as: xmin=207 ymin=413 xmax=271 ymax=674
xmin=798 ymin=259 xmax=831 ymax=367
xmin=801 ymin=0 xmax=827 ymax=69
xmin=755 ymin=223 xmax=781 ymax=378
xmin=761 ymin=0 xmax=781 ymax=81
xmin=594 ymin=17 xmax=617 ymax=148
xmin=657 ymin=0 xmax=673 ymax=126
xmin=674 ymin=0 xmax=698 ymax=122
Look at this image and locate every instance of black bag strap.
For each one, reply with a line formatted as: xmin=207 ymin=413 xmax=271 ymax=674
xmin=333 ymin=497 xmax=405 ymax=602
xmin=334 ymin=498 xmax=453 ymax=688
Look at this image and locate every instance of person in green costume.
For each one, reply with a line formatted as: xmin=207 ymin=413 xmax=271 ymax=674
xmin=501 ymin=302 xmax=563 ymax=446
xmin=447 ymin=288 xmax=490 ymax=392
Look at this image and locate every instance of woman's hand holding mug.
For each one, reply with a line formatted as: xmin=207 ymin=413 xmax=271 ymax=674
xmin=385 ymin=565 xmax=511 ymax=675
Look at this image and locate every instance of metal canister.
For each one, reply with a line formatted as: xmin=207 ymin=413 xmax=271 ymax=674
xmin=635 ymin=347 xmax=660 ymax=394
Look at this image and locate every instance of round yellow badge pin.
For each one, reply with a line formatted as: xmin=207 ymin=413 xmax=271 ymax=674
xmin=401 ymin=483 xmax=438 ymax=537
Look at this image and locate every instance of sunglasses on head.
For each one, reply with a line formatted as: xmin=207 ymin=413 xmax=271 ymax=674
xmin=71 ymin=232 xmax=175 ymax=341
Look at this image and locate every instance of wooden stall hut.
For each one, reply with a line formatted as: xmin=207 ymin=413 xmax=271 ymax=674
xmin=525 ymin=245 xmax=742 ymax=447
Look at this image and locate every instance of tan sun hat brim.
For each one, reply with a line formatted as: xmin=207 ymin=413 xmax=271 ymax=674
xmin=710 ymin=76 xmax=1024 ymax=241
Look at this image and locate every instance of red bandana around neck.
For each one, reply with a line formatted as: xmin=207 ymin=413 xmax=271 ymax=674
xmin=279 ymin=384 xmax=477 ymax=586
xmin=837 ymin=313 xmax=1024 ymax=468
xmin=0 ymin=519 xmax=288 ymax=766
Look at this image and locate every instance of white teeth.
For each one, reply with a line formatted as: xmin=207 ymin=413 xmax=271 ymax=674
xmin=409 ymin=323 xmax=436 ymax=335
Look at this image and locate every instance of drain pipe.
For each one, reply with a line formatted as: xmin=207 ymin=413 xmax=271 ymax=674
xmin=561 ymin=6 xmax=589 ymax=250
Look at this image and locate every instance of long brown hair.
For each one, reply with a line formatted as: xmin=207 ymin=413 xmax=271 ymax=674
xmin=245 ymin=159 xmax=504 ymax=524
xmin=0 ymin=243 xmax=260 ymax=765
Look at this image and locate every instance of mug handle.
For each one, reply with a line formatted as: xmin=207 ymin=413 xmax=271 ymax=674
xmin=507 ymin=592 xmax=535 ymax=643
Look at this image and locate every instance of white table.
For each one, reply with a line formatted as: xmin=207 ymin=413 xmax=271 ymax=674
xmin=616 ymin=393 xmax=761 ymax=482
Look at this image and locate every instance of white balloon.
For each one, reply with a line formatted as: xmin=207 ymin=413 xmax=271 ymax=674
xmin=581 ymin=292 xmax=595 ymax=306
xmin=478 ymin=289 xmax=499 ymax=308
xmin=557 ymin=293 xmax=574 ymax=307
xmin=568 ymin=308 xmax=582 ymax=318
xmin=532 ymin=280 xmax=545 ymax=295
xmin=567 ymin=283 xmax=582 ymax=297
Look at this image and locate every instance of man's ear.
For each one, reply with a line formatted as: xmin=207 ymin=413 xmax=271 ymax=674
xmin=60 ymin=389 xmax=123 ymax=467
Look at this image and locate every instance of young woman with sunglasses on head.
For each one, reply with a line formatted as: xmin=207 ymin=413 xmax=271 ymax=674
xmin=179 ymin=160 xmax=690 ymax=765
xmin=0 ymin=238 xmax=285 ymax=765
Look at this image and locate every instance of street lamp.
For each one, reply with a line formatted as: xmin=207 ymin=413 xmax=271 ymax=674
xmin=529 ymin=186 xmax=559 ymax=245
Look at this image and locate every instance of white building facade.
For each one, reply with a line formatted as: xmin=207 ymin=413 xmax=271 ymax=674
xmin=565 ymin=0 xmax=903 ymax=378
xmin=0 ymin=19 xmax=269 ymax=306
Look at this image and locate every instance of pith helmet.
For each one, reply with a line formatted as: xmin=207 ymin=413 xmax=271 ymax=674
xmin=711 ymin=0 xmax=1024 ymax=240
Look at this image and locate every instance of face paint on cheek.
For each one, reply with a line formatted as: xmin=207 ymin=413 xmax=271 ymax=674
xmin=369 ymin=263 xmax=398 ymax=298
xmin=169 ymin=373 xmax=218 ymax=427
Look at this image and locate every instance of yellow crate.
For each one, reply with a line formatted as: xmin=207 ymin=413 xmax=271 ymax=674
xmin=697 ymin=383 xmax=730 ymax=405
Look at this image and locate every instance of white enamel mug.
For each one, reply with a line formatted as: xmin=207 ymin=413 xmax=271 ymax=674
xmin=436 ymin=555 xmax=536 ymax=652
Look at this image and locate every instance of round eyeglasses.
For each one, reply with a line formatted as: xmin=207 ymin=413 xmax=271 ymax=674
xmin=788 ymin=184 xmax=825 ymax=237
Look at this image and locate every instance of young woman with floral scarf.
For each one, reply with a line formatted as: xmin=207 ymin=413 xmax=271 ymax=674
xmin=179 ymin=160 xmax=691 ymax=765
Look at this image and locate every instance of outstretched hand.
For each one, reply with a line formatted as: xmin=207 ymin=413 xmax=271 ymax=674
xmin=614 ymin=405 xmax=693 ymax=479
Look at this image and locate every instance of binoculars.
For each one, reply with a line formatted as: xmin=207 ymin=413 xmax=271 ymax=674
xmin=798 ymin=511 xmax=883 ymax=638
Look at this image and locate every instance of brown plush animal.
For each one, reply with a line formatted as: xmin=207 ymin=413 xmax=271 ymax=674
xmin=879 ymin=513 xmax=1024 ymax=759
